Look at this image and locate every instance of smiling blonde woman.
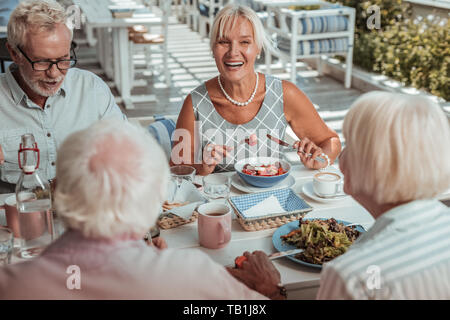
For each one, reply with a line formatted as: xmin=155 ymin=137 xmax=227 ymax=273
xmin=172 ymin=4 xmax=341 ymax=175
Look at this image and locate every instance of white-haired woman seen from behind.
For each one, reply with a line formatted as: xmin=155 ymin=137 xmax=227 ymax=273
xmin=317 ymin=91 xmax=450 ymax=299
xmin=54 ymin=119 xmax=169 ymax=240
xmin=0 ymin=119 xmax=284 ymax=299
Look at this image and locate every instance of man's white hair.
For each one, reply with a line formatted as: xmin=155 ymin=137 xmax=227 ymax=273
xmin=342 ymin=91 xmax=450 ymax=205
xmin=210 ymin=3 xmax=273 ymax=53
xmin=54 ymin=119 xmax=170 ymax=239
xmin=7 ymin=0 xmax=73 ymax=49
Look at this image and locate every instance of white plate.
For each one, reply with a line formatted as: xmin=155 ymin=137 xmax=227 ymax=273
xmin=301 ymin=181 xmax=349 ymax=203
xmin=231 ymin=173 xmax=295 ymax=193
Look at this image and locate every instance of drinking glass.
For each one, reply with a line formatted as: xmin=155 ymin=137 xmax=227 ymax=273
xmin=169 ymin=165 xmax=196 ymax=201
xmin=16 ymin=193 xmax=54 ymax=259
xmin=202 ymin=174 xmax=231 ymax=200
xmin=0 ymin=227 xmax=14 ymax=266
xmin=16 ymin=133 xmax=54 ymax=258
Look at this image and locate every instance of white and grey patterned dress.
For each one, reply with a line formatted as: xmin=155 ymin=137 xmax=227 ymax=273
xmin=191 ymin=74 xmax=288 ymax=172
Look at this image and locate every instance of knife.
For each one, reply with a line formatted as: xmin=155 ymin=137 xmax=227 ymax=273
xmin=267 ymin=248 xmax=304 ymax=260
xmin=234 ymin=248 xmax=304 ymax=268
xmin=267 ymin=134 xmax=326 ymax=163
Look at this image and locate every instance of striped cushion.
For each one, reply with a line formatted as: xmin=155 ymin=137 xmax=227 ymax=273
xmin=147 ymin=116 xmax=176 ymax=160
xmin=286 ymin=15 xmax=349 ymax=34
xmin=277 ymin=36 xmax=349 ymax=55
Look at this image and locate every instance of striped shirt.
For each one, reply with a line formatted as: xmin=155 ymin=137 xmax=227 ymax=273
xmin=317 ymin=199 xmax=450 ymax=299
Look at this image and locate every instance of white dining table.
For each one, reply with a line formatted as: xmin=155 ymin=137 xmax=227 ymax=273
xmin=0 ymin=162 xmax=370 ymax=299
xmin=72 ymin=0 xmax=175 ymax=109
xmin=1 ymin=156 xmax=449 ymax=299
xmin=162 ymin=159 xmax=450 ymax=299
xmin=158 ymin=162 xmax=375 ymax=299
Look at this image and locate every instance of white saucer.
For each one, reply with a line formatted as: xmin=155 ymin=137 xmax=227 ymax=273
xmin=231 ymin=173 xmax=296 ymax=193
xmin=302 ymin=181 xmax=349 ymax=203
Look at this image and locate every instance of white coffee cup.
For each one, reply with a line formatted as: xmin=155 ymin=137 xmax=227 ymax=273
xmin=313 ymin=172 xmax=344 ymax=198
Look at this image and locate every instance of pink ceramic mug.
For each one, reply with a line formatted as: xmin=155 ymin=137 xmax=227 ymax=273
xmin=197 ymin=203 xmax=232 ymax=249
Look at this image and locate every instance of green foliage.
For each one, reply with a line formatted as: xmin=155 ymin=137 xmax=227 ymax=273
xmin=331 ymin=0 xmax=406 ymax=31
xmin=374 ymin=16 xmax=450 ymax=99
xmin=326 ymin=0 xmax=449 ymax=100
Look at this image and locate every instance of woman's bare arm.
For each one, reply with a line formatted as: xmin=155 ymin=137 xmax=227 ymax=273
xmin=283 ymin=81 xmax=341 ymax=168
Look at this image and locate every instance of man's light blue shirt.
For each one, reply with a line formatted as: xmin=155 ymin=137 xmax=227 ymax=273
xmin=0 ymin=64 xmax=126 ymax=185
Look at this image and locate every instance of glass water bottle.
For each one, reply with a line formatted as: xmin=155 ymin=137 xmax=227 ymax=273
xmin=15 ymin=134 xmax=54 ymax=259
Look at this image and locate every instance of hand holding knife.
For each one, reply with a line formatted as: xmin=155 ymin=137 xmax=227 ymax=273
xmin=267 ymin=134 xmax=327 ymax=164
xmin=234 ymin=249 xmax=304 ymax=268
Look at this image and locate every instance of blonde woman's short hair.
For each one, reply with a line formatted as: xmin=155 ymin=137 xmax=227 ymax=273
xmin=210 ymin=3 xmax=272 ymax=53
xmin=342 ymin=91 xmax=450 ymax=205
xmin=54 ymin=119 xmax=170 ymax=239
xmin=7 ymin=0 xmax=72 ymax=49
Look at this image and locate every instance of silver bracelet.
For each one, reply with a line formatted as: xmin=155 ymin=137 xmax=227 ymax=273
xmin=319 ymin=153 xmax=330 ymax=171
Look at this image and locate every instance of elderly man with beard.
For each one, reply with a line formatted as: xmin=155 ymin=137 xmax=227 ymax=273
xmin=0 ymin=0 xmax=125 ymax=193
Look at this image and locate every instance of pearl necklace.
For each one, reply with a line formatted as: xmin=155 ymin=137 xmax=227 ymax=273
xmin=218 ymin=72 xmax=259 ymax=107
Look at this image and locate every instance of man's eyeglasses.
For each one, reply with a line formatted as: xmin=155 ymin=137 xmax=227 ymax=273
xmin=17 ymin=46 xmax=77 ymax=71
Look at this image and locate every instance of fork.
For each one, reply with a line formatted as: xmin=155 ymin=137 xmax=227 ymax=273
xmin=236 ymin=134 xmax=258 ymax=147
xmin=345 ymin=223 xmax=366 ymax=231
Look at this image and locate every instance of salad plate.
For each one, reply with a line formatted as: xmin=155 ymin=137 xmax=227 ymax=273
xmin=231 ymin=173 xmax=295 ymax=193
xmin=272 ymin=218 xmax=365 ymax=269
xmin=234 ymin=157 xmax=291 ymax=188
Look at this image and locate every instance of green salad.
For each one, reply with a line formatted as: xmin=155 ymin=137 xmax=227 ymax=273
xmin=281 ymin=218 xmax=360 ymax=265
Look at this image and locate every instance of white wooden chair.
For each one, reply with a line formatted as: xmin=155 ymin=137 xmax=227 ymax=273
xmin=128 ymin=0 xmax=172 ymax=86
xmin=129 ymin=31 xmax=165 ymax=80
xmin=264 ymin=1 xmax=355 ymax=88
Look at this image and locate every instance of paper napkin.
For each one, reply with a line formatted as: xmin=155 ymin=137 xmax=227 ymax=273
xmin=163 ymin=180 xmax=206 ymax=220
xmin=242 ymin=195 xmax=286 ymax=218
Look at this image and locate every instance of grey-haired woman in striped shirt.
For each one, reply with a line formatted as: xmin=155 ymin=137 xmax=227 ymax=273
xmin=317 ymin=92 xmax=450 ymax=299
xmin=232 ymin=92 xmax=450 ymax=299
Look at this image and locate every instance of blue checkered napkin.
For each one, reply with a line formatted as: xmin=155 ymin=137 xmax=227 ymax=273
xmin=229 ymin=188 xmax=312 ymax=220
